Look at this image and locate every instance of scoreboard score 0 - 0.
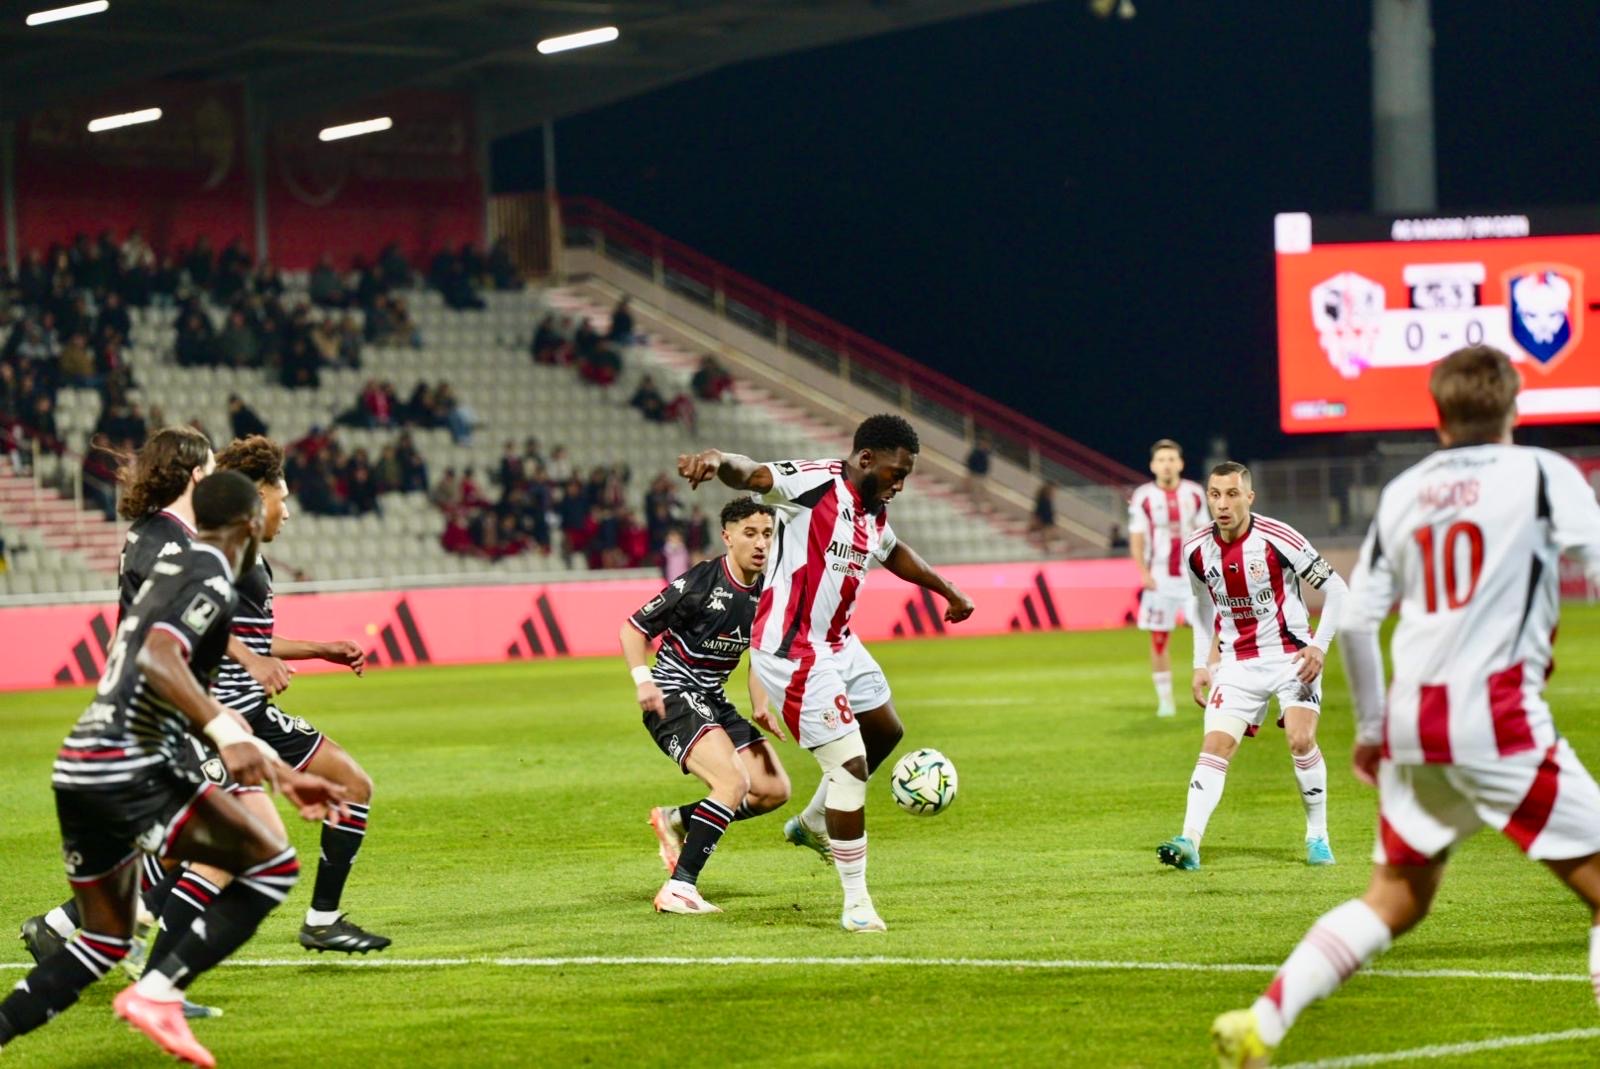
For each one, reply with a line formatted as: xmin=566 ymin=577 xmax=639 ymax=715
xmin=1274 ymin=210 xmax=1600 ymax=433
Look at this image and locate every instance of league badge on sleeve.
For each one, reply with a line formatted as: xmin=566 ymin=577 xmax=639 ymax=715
xmin=1504 ymin=264 xmax=1583 ymax=372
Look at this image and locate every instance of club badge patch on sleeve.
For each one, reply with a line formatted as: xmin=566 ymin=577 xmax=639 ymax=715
xmin=640 ymin=593 xmax=666 ymax=615
xmin=181 ymin=594 xmax=220 ymax=634
xmin=775 ymin=461 xmax=799 ymax=476
xmin=1303 ymin=556 xmax=1333 ymax=588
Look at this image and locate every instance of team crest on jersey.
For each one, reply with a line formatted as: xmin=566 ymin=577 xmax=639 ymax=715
xmin=1504 ymin=264 xmax=1583 ymax=372
xmin=1247 ymin=558 xmax=1268 ymax=582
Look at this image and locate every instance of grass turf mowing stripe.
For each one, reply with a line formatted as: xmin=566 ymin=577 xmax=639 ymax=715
xmin=0 ymin=955 xmax=1584 ymax=983
xmin=1276 ymin=1027 xmax=1600 ymax=1068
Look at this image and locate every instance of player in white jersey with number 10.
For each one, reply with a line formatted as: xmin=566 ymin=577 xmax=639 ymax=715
xmin=1213 ymin=346 xmax=1600 ymax=1068
xmin=1157 ymin=462 xmax=1349 ymax=873
xmin=677 ymin=415 xmax=975 ymax=933
xmin=1129 ymin=439 xmax=1208 ymax=717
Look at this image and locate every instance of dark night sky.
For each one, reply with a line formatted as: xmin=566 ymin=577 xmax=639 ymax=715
xmin=493 ymin=1 xmax=1600 ymax=469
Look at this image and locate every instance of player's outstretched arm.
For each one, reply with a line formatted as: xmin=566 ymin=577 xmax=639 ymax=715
xmin=227 ymin=634 xmax=294 ymax=694
xmin=271 ymin=637 xmax=366 ymax=675
xmin=882 ymin=542 xmax=975 ymax=623
xmin=676 ymin=449 xmax=774 ymax=493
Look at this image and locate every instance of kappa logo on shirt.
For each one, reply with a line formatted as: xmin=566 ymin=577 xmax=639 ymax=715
xmin=708 ymin=588 xmax=730 ymax=612
xmin=204 ymin=576 xmax=231 ymax=597
xmin=158 ymin=542 xmax=184 ymax=558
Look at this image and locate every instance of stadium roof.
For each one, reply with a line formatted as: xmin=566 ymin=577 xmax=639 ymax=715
xmin=2 ymin=1 xmax=1047 ymax=137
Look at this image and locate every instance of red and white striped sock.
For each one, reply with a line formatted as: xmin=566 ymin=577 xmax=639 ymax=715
xmin=1293 ymin=746 xmax=1328 ymax=839
xmin=1590 ymin=926 xmax=1600 ymax=1008
xmin=1182 ymin=753 xmax=1229 ymax=845
xmin=832 ymin=835 xmax=869 ymax=906
xmin=1252 ymin=899 xmax=1391 ymax=1046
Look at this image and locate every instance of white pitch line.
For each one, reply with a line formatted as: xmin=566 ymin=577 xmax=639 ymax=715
xmin=0 ymin=954 xmax=1582 ymax=983
xmin=1277 ymin=1026 xmax=1600 ymax=1068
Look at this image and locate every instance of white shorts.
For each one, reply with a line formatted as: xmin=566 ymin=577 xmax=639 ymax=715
xmin=1203 ymin=657 xmax=1321 ymax=738
xmin=1137 ymin=579 xmax=1195 ymax=632
xmin=751 ymin=634 xmax=892 ymax=750
xmin=1374 ymin=740 xmax=1600 ymax=865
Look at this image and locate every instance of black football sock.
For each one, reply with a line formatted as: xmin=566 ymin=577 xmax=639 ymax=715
xmin=56 ymin=898 xmax=80 ymax=930
xmin=143 ymin=871 xmax=222 ymax=978
xmin=150 ymin=848 xmax=298 ymax=990
xmin=311 ymin=803 xmax=369 ymax=914
xmin=733 ymin=800 xmax=759 ymax=820
xmin=670 ymin=799 xmax=734 ymax=886
xmin=142 ymin=861 xmax=186 ymax=918
xmin=0 ymin=931 xmax=130 ymax=1041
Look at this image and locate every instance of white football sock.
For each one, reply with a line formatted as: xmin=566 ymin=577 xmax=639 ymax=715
xmin=44 ymin=906 xmax=76 ymax=940
xmin=1182 ymin=753 xmax=1229 ymax=845
xmin=832 ymin=835 xmax=869 ymax=906
xmin=1252 ymin=899 xmax=1391 ymax=1046
xmin=134 ymin=970 xmax=183 ymax=1004
xmin=305 ymin=908 xmax=342 ymax=926
xmin=1590 ymin=926 xmax=1600 ymax=1008
xmin=800 ymin=777 xmax=829 ymax=833
xmin=1294 ymin=746 xmax=1329 ymax=839
xmin=1152 ymin=671 xmax=1173 ymax=708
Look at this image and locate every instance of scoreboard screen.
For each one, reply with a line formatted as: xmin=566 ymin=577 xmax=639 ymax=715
xmin=1274 ymin=210 xmax=1600 ymax=433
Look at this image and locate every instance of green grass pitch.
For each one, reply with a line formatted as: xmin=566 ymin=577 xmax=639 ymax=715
xmin=3 ymin=610 xmax=1600 ymax=1067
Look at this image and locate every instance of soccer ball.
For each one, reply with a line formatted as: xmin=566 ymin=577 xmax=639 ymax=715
xmin=889 ymin=748 xmax=958 ymax=816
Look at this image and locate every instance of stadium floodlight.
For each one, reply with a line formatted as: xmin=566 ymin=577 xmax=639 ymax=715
xmin=26 ymin=2 xmax=110 ymax=26
xmin=86 ymin=107 xmax=161 ymax=133
xmin=319 ymin=117 xmax=394 ymax=142
xmin=536 ymin=26 xmax=619 ymax=54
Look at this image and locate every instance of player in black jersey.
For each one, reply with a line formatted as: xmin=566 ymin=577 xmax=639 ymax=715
xmin=622 ymin=499 xmax=791 ymax=914
xmin=0 ymin=471 xmax=346 ymax=1069
xmin=215 ymin=436 xmax=389 ymax=952
xmin=20 ymin=427 xmax=296 ymax=1019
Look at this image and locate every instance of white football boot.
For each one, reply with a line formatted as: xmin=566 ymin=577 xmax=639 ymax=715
xmin=653 ymin=879 xmax=722 ymax=915
xmin=840 ymin=898 xmax=887 ymax=933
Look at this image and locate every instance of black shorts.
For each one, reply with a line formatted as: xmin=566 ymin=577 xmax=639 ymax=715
xmin=55 ymin=771 xmax=212 ymax=886
xmin=242 ymin=703 xmax=326 ymax=771
xmin=644 ymin=690 xmax=764 ymax=773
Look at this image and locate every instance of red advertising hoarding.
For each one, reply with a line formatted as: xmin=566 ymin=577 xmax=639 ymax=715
xmin=1275 ymin=210 xmax=1600 ymax=433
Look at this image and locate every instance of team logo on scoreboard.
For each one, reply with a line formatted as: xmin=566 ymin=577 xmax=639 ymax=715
xmin=1310 ymin=271 xmax=1386 ymax=379
xmin=1504 ymin=264 xmax=1583 ymax=373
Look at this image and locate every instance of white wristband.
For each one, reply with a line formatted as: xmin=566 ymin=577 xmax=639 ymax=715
xmin=631 ymin=665 xmax=654 ymax=686
xmin=203 ymin=713 xmax=275 ymax=759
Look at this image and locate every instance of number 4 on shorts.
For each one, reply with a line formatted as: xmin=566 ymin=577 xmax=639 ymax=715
xmin=1210 ymin=688 xmax=1224 ymax=709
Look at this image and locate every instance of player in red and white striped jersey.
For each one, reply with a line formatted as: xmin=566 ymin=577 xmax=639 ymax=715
xmin=1156 ymin=461 xmax=1348 ymax=874
xmin=1213 ymin=347 xmax=1600 ymax=1068
xmin=677 ymin=414 xmax=975 ymax=932
xmin=1128 ymin=438 xmax=1208 ymax=716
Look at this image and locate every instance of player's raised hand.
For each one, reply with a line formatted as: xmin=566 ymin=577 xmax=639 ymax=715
xmin=1191 ymin=667 xmax=1211 ymax=709
xmin=944 ymin=586 xmax=976 ymax=624
xmin=637 ymin=679 xmax=667 ymax=717
xmin=1291 ymin=645 xmax=1325 ymax=684
xmin=752 ymin=703 xmax=786 ymax=742
xmin=676 ymin=449 xmax=722 ymax=489
xmin=1351 ymin=742 xmax=1382 ymax=788
xmin=277 ymin=766 xmax=350 ymax=823
xmin=322 ymin=640 xmax=366 ymax=676
xmin=245 ymin=652 xmax=295 ymax=695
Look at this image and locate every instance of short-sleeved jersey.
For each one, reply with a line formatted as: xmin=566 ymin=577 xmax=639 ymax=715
xmin=1129 ymin=479 xmax=1208 ymax=578
xmin=118 ymin=509 xmax=196 ymax=623
xmin=1186 ymin=514 xmax=1335 ymax=664
xmin=212 ymin=557 xmax=275 ymax=712
xmin=751 ymin=460 xmax=897 ymax=660
xmin=1346 ymin=445 xmax=1600 ymax=766
xmin=54 ymin=543 xmax=238 ymax=790
xmin=629 ymin=556 xmax=761 ymax=695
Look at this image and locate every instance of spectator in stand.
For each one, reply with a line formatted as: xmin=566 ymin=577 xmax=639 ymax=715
xmin=23 ymin=394 xmax=61 ymax=454
xmin=97 ymin=401 xmax=147 ymax=448
xmin=379 ymin=243 xmax=413 ymax=289
xmin=310 ymin=255 xmax=348 ymax=309
xmin=661 ymin=527 xmax=689 ymax=582
xmin=183 ymin=236 xmax=215 ymax=291
xmin=150 ymin=254 xmax=182 ymax=307
xmin=375 ymin=444 xmax=403 ymax=494
xmin=338 ymin=314 xmax=363 ymax=368
xmin=214 ymin=239 xmax=250 ymax=301
xmin=390 ymin=296 xmax=422 ymax=348
xmin=60 ymin=333 xmax=98 ymax=388
xmin=684 ymin=504 xmax=711 ymax=559
xmin=488 ymin=239 xmax=522 ymax=291
xmin=1108 ymin=522 xmax=1129 ymax=550
xmin=218 ymin=309 xmax=261 ymax=368
xmin=346 ymin=457 xmax=380 ymax=516
xmin=1030 ymin=482 xmax=1058 ymax=553
xmin=401 ymin=381 xmax=437 ymax=428
xmin=438 ymin=382 xmax=475 ymax=445
xmin=430 ymin=467 xmax=460 ymax=511
xmin=531 ymin=314 xmax=570 ymax=365
xmin=352 ymin=256 xmax=385 ymax=310
xmin=297 ymin=456 xmax=344 ymax=515
xmin=521 ymin=436 xmax=544 ymax=470
xmin=310 ymin=316 xmax=342 ymax=366
xmin=577 ymin=336 xmax=622 ymax=386
xmin=439 ymin=258 xmax=485 ymax=311
xmin=365 ymin=295 xmax=396 ymax=344
xmin=364 ymin=380 xmax=397 ymax=429
xmin=608 ymin=297 xmax=635 ymax=345
xmin=96 ymin=291 xmax=131 ymax=346
xmin=119 ymin=229 xmax=154 ymax=275
xmin=557 ymin=476 xmax=592 ymax=554
xmin=965 ymin=433 xmax=992 ymax=510
xmin=396 ymin=431 xmax=428 ymax=492
xmin=175 ymin=307 xmax=218 ymax=367
xmin=81 ymin=433 xmax=120 ymax=520
xmin=496 ymin=439 xmax=523 ymax=492
xmin=251 ymin=261 xmax=285 ymax=298
xmin=545 ymin=444 xmax=573 ymax=483
xmin=280 ymin=336 xmax=322 ymax=390
xmin=629 ymin=374 xmax=667 ymax=422
xmin=227 ymin=394 xmax=269 ymax=441
xmin=17 ymin=250 xmax=49 ymax=308
xmin=690 ymin=355 xmax=733 ymax=401
xmin=459 ymin=466 xmax=489 ymax=510
xmin=459 ymin=243 xmax=486 ymax=286
xmin=440 ymin=510 xmax=475 ymax=556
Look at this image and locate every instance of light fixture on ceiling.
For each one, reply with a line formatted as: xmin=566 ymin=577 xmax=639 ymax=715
xmin=536 ymin=26 xmax=620 ymax=55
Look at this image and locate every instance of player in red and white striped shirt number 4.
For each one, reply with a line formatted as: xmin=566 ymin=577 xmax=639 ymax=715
xmin=1213 ymin=346 xmax=1600 ymax=1068
xmin=1128 ymin=439 xmax=1208 ymax=717
xmin=677 ymin=414 xmax=975 ymax=933
xmin=1157 ymin=461 xmax=1349 ymax=876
